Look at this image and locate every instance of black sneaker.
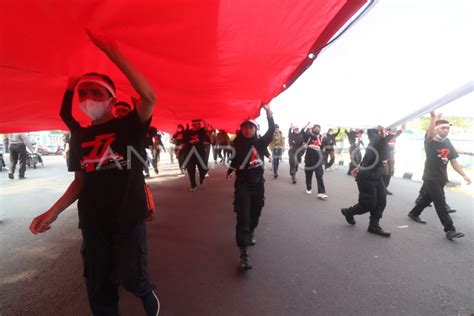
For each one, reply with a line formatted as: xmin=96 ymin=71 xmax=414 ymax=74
xmin=250 ymin=232 xmax=256 ymax=246
xmin=141 ymin=290 xmax=160 ymax=316
xmin=367 ymin=225 xmax=391 ymax=237
xmin=408 ymin=212 xmax=426 ymax=224
xmin=291 ymin=175 xmax=297 ymax=184
xmin=8 ymin=173 xmax=14 ymax=180
xmin=386 ymin=190 xmax=393 ymax=195
xmin=274 ymin=174 xmax=278 ymax=179
xmin=446 ymin=230 xmax=465 ymax=240
xmin=341 ymin=208 xmax=356 ymax=225
xmin=19 ymin=175 xmax=26 ymax=179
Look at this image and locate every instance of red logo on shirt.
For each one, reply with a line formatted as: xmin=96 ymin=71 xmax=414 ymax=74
xmin=81 ymin=133 xmax=122 ymax=172
xmin=190 ymin=134 xmax=200 ymax=144
xmin=248 ymin=147 xmax=263 ymax=168
xmin=437 ymin=148 xmax=450 ymax=164
xmin=308 ymin=136 xmax=322 ymax=149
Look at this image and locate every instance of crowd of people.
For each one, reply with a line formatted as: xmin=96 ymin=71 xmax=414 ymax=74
xmin=23 ymin=31 xmax=471 ymax=316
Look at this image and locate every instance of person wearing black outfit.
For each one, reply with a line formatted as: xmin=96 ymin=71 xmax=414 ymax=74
xmin=29 ymin=31 xmax=160 ymax=315
xmin=323 ymin=127 xmax=340 ymax=170
xmin=172 ymin=124 xmax=186 ymax=172
xmin=303 ymin=124 xmax=328 ymax=199
xmin=144 ymin=126 xmax=165 ymax=176
xmin=407 ymin=112 xmax=471 ymax=240
xmin=345 ymin=128 xmax=364 ymax=176
xmin=203 ymin=123 xmax=213 ymax=168
xmin=414 ymin=187 xmax=456 ymax=213
xmin=227 ymin=104 xmax=274 ymax=270
xmin=217 ymin=129 xmax=231 ymax=163
xmin=383 ymin=124 xmax=404 ymax=195
xmin=288 ymin=122 xmax=309 ymax=184
xmin=341 ymin=126 xmax=392 ymax=237
xmin=183 ymin=119 xmax=211 ymax=191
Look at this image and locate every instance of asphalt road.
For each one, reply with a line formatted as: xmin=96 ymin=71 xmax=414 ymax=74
xmin=0 ymin=156 xmax=473 ymax=316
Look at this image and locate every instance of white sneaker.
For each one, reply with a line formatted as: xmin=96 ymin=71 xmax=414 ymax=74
xmin=190 ymin=187 xmax=198 ymax=192
xmin=306 ymin=190 xmax=312 ymax=195
xmin=318 ymin=193 xmax=328 ymax=200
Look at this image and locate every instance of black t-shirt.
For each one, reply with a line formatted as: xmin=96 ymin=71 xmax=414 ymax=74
xmin=145 ymin=126 xmax=158 ymax=147
xmin=172 ymin=131 xmax=185 ymax=146
xmin=357 ymin=129 xmax=389 ymax=180
xmin=303 ymin=131 xmax=324 ymax=165
xmin=229 ymin=117 xmax=275 ymax=184
xmin=61 ymin=90 xmax=151 ymax=232
xmin=183 ymin=128 xmax=210 ymax=156
xmin=423 ymin=137 xmax=458 ymax=183
xmin=288 ymin=129 xmax=304 ymax=149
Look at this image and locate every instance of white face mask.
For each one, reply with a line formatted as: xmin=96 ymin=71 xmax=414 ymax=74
xmin=80 ymin=99 xmax=112 ymax=120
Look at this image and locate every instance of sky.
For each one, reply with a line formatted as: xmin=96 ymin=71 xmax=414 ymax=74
xmin=257 ymin=0 xmax=473 ymax=132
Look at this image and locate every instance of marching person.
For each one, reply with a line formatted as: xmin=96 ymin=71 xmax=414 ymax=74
xmin=227 ymin=104 xmax=274 ymax=270
xmin=29 ymin=30 xmax=160 ymax=315
xmin=171 ymin=124 xmax=186 ymax=172
xmin=269 ymin=124 xmax=285 ymax=179
xmin=383 ymin=124 xmax=405 ymax=195
xmin=341 ymin=126 xmax=392 ymax=237
xmin=288 ymin=122 xmax=309 ymax=184
xmin=303 ymin=124 xmax=328 ymax=199
xmin=345 ymin=128 xmax=364 ymax=176
xmin=322 ymin=127 xmax=340 ymax=170
xmin=407 ymin=112 xmax=471 ymax=240
xmin=183 ymin=119 xmax=211 ymax=191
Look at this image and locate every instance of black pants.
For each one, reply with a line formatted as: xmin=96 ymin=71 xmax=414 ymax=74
xmin=234 ymin=181 xmax=265 ymax=247
xmin=212 ymin=145 xmax=219 ymax=162
xmin=288 ymin=147 xmax=304 ymax=176
xmin=9 ymin=143 xmax=27 ymax=177
xmin=186 ymin=158 xmax=206 ymax=188
xmin=151 ymin=147 xmax=160 ymax=172
xmin=409 ymin=181 xmax=455 ymax=232
xmin=176 ymin=147 xmax=185 ymax=170
xmin=305 ymin=166 xmax=325 ymax=193
xmin=217 ymin=144 xmax=229 ymax=163
xmin=383 ymin=149 xmax=395 ymax=188
xmin=347 ymin=176 xmax=387 ymax=221
xmin=204 ymin=145 xmax=211 ymax=167
xmin=272 ymin=148 xmax=282 ymax=175
xmin=81 ymin=223 xmax=156 ymax=315
xmin=348 ymin=145 xmax=362 ymax=175
xmin=323 ymin=149 xmax=335 ymax=169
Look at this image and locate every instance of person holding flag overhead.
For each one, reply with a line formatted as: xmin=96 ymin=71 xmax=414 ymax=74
xmin=29 ymin=30 xmax=160 ymax=315
xmin=227 ymin=103 xmax=274 ymax=271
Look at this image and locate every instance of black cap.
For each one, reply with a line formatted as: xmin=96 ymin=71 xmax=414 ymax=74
xmin=114 ymin=102 xmax=131 ymax=110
